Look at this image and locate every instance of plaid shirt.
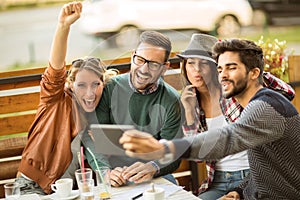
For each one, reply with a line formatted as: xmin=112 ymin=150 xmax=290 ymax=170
xmin=182 ymin=72 xmax=295 ymax=194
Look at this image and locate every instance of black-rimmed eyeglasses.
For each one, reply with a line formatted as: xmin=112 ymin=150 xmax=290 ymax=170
xmin=133 ymin=54 xmax=165 ymax=71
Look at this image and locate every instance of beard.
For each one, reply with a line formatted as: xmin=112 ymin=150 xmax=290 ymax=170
xmin=223 ymin=78 xmax=248 ymax=99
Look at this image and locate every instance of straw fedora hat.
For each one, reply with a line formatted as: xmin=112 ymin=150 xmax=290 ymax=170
xmin=177 ymin=33 xmax=218 ymax=63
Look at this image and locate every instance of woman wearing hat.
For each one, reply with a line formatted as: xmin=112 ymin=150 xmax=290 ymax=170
xmin=177 ymin=33 xmax=250 ymax=200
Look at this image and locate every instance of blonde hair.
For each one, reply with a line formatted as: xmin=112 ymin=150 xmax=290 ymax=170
xmin=66 ymin=57 xmax=118 ymax=88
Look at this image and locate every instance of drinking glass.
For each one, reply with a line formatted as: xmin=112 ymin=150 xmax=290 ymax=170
xmin=75 ymin=168 xmax=94 ymax=200
xmin=95 ymin=167 xmax=111 ymax=199
xmin=4 ymin=182 xmax=20 ymax=200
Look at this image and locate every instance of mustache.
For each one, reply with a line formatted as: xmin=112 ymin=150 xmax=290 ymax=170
xmin=137 ymin=70 xmax=151 ymax=78
xmin=220 ymin=79 xmax=234 ymax=84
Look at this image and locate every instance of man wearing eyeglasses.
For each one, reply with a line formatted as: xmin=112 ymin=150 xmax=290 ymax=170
xmin=85 ymin=31 xmax=183 ymax=187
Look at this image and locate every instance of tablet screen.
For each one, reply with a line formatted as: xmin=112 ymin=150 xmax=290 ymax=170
xmin=90 ymin=124 xmax=135 ymax=155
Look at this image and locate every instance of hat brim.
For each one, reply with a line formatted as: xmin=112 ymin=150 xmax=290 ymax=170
xmin=176 ymin=54 xmax=217 ymax=64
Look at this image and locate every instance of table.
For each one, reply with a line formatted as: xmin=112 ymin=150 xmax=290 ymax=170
xmin=108 ymin=177 xmax=200 ymax=200
xmin=1 ymin=177 xmax=199 ymax=200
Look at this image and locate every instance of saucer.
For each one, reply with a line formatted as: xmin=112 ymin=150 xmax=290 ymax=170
xmin=50 ymin=190 xmax=79 ymax=200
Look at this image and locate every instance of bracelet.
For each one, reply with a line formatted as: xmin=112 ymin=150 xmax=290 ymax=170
xmin=149 ymin=161 xmax=160 ymax=175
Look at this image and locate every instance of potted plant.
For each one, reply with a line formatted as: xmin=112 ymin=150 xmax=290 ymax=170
xmin=256 ymin=36 xmax=294 ymax=83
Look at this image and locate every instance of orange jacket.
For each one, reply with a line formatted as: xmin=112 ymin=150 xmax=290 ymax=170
xmin=18 ymin=64 xmax=84 ymax=194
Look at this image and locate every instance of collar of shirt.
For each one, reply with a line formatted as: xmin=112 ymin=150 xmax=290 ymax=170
xmin=128 ymin=73 xmax=159 ymax=95
xmin=220 ymin=97 xmax=243 ymax=123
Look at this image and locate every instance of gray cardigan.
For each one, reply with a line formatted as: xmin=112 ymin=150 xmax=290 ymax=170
xmin=174 ymin=88 xmax=300 ymax=199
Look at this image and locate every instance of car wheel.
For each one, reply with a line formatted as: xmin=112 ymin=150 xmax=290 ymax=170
xmin=215 ymin=15 xmax=241 ymax=38
xmin=252 ymin=9 xmax=268 ymax=27
xmin=113 ymin=26 xmax=140 ymax=49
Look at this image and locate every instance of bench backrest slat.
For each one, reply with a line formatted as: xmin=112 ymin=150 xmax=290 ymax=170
xmin=0 ymin=136 xmax=27 ymax=159
xmin=0 ymin=68 xmax=45 ymax=79
xmin=0 ymin=79 xmax=40 ymax=90
xmin=0 ymin=113 xmax=36 ymax=136
xmin=0 ymin=92 xmax=40 ymax=114
xmin=0 ymin=160 xmax=21 ymax=180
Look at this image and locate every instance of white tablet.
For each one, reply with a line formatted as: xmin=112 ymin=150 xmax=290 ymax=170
xmin=90 ymin=124 xmax=135 ymax=156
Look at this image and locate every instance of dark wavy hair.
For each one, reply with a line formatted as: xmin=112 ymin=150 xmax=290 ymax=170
xmin=213 ymin=39 xmax=264 ymax=84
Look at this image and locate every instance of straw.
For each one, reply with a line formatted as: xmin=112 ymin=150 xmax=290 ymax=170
xmin=80 ymin=146 xmax=92 ymax=194
xmin=77 ymin=151 xmax=82 ymax=169
xmin=86 ymin=147 xmax=109 ymax=193
xmin=80 ymin=146 xmax=86 ymax=182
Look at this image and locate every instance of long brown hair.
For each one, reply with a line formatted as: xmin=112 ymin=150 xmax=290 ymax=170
xmin=67 ymin=57 xmax=118 ymax=130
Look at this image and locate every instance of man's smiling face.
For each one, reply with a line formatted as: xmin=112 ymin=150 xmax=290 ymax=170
xmin=130 ymin=42 xmax=168 ymax=92
xmin=217 ymin=51 xmax=249 ymax=99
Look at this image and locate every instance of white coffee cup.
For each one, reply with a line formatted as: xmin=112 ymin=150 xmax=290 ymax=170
xmin=51 ymin=178 xmax=73 ymax=198
xmin=143 ymin=184 xmax=165 ymax=200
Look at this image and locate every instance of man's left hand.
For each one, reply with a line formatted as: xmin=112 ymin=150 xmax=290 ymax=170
xmin=122 ymin=162 xmax=156 ymax=184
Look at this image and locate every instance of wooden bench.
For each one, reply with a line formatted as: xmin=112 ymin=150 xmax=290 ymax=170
xmin=0 ymin=55 xmax=206 ymax=198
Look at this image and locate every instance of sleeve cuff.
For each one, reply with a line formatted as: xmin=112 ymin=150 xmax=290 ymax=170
xmin=46 ymin=62 xmax=67 ymax=80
